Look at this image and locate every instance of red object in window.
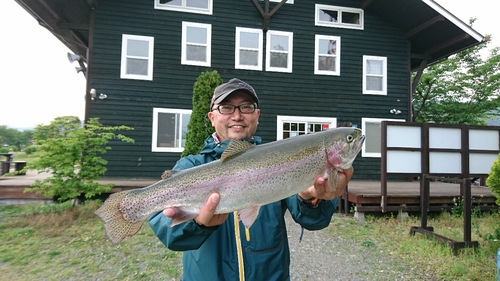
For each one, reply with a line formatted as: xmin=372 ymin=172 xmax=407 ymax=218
xmin=322 ymin=124 xmax=329 ymax=131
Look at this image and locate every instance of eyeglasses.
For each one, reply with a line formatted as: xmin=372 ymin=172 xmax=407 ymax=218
xmin=212 ymin=104 xmax=257 ymax=115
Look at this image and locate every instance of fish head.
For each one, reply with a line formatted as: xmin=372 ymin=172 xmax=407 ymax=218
xmin=325 ymin=128 xmax=365 ymax=170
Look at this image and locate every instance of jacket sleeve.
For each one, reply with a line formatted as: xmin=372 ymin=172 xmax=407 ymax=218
xmin=286 ymin=195 xmax=338 ymax=231
xmin=147 ymin=155 xmax=218 ymax=251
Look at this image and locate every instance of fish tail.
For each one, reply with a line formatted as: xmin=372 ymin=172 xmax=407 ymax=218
xmin=94 ymin=190 xmax=144 ymax=245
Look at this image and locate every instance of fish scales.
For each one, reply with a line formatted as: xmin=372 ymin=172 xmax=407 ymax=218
xmin=95 ymin=127 xmax=365 ymax=245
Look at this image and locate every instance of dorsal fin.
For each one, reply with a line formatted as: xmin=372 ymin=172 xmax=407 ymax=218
xmin=221 ymin=139 xmax=255 ymax=162
xmin=160 ymin=170 xmax=180 ymax=180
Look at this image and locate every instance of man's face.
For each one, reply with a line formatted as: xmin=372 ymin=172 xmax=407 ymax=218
xmin=208 ymin=91 xmax=260 ymax=142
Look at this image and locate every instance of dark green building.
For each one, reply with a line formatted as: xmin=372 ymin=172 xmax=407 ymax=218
xmin=16 ymin=0 xmax=485 ymax=179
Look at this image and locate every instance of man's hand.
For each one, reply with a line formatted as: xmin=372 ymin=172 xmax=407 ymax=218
xmin=163 ymin=193 xmax=228 ymax=227
xmin=298 ymin=167 xmax=354 ymax=201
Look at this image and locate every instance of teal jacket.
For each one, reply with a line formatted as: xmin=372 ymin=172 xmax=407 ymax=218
xmin=149 ymin=135 xmax=338 ymax=281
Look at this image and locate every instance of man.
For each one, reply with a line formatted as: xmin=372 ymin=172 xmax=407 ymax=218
xmin=149 ymin=78 xmax=354 ymax=281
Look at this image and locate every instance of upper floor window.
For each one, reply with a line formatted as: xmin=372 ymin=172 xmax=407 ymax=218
xmin=182 ymin=22 xmax=211 ymax=67
xmin=315 ymin=35 xmax=341 ymax=76
xmin=363 ymin=55 xmax=387 ymax=95
xmin=315 ymin=4 xmax=363 ymax=30
xmin=152 ymin=108 xmax=192 ymax=152
xmin=277 ymin=115 xmax=337 ymax=140
xmin=266 ymin=30 xmax=293 ymax=73
xmin=120 ymin=34 xmax=154 ymax=81
xmin=235 ymin=27 xmax=263 ymax=71
xmin=155 ymin=0 xmax=212 ymax=15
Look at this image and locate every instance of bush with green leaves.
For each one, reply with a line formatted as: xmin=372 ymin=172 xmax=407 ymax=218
xmin=24 ymin=116 xmax=134 ymax=203
xmin=181 ymin=70 xmax=223 ymax=157
xmin=23 ymin=146 xmax=38 ymax=154
xmin=486 ymin=153 xmax=500 ymax=206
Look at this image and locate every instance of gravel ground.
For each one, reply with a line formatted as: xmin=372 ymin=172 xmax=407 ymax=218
xmin=286 ymin=212 xmax=434 ymax=281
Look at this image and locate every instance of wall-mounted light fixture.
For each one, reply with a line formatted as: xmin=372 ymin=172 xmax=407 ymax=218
xmin=390 ymin=109 xmax=401 ymax=115
xmin=89 ymin=89 xmax=96 ymax=101
xmin=89 ymin=89 xmax=108 ymax=101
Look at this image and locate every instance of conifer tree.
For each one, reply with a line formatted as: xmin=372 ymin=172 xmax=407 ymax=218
xmin=181 ymin=70 xmax=223 ymax=157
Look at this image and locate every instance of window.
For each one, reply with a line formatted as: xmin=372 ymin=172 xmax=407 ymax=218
xmin=235 ymin=27 xmax=263 ymax=71
xmin=315 ymin=4 xmax=363 ymax=30
xmin=269 ymin=0 xmax=293 ymax=3
xmin=121 ymin=34 xmax=154 ymax=80
xmin=182 ymin=22 xmax=211 ymax=67
xmin=152 ymin=108 xmax=192 ymax=152
xmin=155 ymin=0 xmax=212 ymax=15
xmin=277 ymin=116 xmax=337 ymax=140
xmin=315 ymin=35 xmax=341 ymax=76
xmin=266 ymin=30 xmax=293 ymax=73
xmin=363 ymin=55 xmax=387 ymax=95
xmin=361 ymin=118 xmax=404 ymax=157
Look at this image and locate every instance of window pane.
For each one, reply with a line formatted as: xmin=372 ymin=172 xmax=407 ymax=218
xmin=318 ymin=39 xmax=336 ymax=55
xmin=186 ymin=45 xmax=207 ymax=61
xmin=126 ymin=58 xmax=148 ymax=75
xmin=186 ymin=26 xmax=207 ymax=43
xmin=187 ymin=0 xmax=208 ymax=9
xmin=240 ymin=32 xmax=260 ymax=48
xmin=160 ymin=0 xmax=181 ymax=5
xmin=365 ymin=122 xmax=382 ymax=154
xmin=181 ymin=113 xmax=190 ymax=147
xmin=240 ymin=50 xmax=259 ymax=66
xmin=366 ymin=60 xmax=383 ymax=75
xmin=342 ymin=11 xmax=360 ymax=24
xmin=270 ymin=35 xmax=288 ymax=51
xmin=270 ymin=53 xmax=287 ymax=68
xmin=319 ymin=56 xmax=336 ymax=71
xmin=157 ymin=113 xmax=177 ymax=147
xmin=319 ymin=9 xmax=338 ymax=22
xmin=127 ymin=40 xmax=149 ymax=57
xmin=366 ymin=76 xmax=383 ymax=91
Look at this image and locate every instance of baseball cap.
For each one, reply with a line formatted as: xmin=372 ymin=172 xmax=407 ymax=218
xmin=210 ymin=78 xmax=259 ymax=109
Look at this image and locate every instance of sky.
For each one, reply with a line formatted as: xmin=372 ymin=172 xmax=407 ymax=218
xmin=0 ymin=0 xmax=498 ymax=130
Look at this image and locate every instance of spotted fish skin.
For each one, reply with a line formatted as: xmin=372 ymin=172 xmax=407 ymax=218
xmin=95 ymin=127 xmax=365 ymax=245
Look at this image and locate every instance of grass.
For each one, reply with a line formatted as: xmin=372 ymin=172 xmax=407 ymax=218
xmin=0 ymin=201 xmax=182 ymax=281
xmin=10 ymin=151 xmax=40 ymax=164
xmin=328 ymin=210 xmax=500 ymax=281
xmin=0 ymin=201 xmax=498 ymax=280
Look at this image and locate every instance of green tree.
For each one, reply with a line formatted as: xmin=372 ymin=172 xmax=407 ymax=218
xmin=181 ymin=70 xmax=223 ymax=157
xmin=486 ymin=154 xmax=500 ymax=206
xmin=0 ymin=125 xmax=32 ymax=149
xmin=24 ymin=117 xmax=134 ymax=203
xmin=413 ymin=35 xmax=500 ymax=124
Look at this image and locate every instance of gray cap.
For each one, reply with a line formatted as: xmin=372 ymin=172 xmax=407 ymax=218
xmin=210 ymin=78 xmax=259 ymax=109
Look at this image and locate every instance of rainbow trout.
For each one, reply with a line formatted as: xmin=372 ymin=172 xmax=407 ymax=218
xmin=95 ymin=127 xmax=365 ymax=244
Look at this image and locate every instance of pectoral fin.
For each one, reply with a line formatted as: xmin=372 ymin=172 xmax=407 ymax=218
xmin=169 ymin=210 xmax=199 ymax=227
xmin=237 ymin=205 xmax=261 ymax=229
xmin=324 ymin=168 xmax=339 ymax=193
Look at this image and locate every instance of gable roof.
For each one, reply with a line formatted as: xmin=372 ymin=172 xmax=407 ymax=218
xmin=14 ymin=0 xmax=485 ymax=71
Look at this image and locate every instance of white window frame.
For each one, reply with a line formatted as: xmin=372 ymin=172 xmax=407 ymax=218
xmin=363 ymin=55 xmax=387 ymax=95
xmin=120 ymin=34 xmax=154 ymax=81
xmin=314 ymin=34 xmax=341 ymax=76
xmin=269 ymin=0 xmax=294 ymax=3
xmin=315 ymin=4 xmax=364 ymax=30
xmin=266 ymin=30 xmax=293 ymax=73
xmin=276 ymin=115 xmax=337 ymax=140
xmin=181 ymin=22 xmax=212 ymax=67
xmin=235 ymin=27 xmax=263 ymax=71
xmin=154 ymin=0 xmax=212 ymax=15
xmin=152 ymin=108 xmax=192 ymax=152
xmin=361 ymin=118 xmax=404 ymax=158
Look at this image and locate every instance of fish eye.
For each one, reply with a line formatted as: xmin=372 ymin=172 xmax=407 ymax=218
xmin=346 ymin=134 xmax=354 ymax=142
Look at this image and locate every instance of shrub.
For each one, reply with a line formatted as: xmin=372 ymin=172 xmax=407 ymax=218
xmin=486 ymin=153 xmax=500 ymax=206
xmin=24 ymin=146 xmax=38 ymax=155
